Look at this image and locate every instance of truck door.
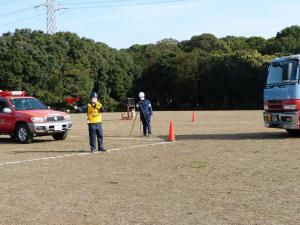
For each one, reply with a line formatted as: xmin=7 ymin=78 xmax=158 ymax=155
xmin=0 ymin=99 xmax=14 ymax=133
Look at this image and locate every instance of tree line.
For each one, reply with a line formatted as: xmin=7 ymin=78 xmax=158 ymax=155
xmin=1 ymin=26 xmax=300 ymax=110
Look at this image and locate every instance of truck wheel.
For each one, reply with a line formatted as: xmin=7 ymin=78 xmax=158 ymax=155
xmin=16 ymin=124 xmax=33 ymax=144
xmin=286 ymin=129 xmax=300 ymax=136
xmin=52 ymin=132 xmax=68 ymax=141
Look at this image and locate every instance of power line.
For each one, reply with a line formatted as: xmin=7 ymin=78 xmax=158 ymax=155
xmin=0 ymin=6 xmax=37 ymax=19
xmin=0 ymin=0 xmax=60 ymax=32
xmin=0 ymin=0 xmax=39 ymax=8
xmin=0 ymin=13 xmax=45 ymax=27
xmin=0 ymin=0 xmax=189 ymax=32
xmin=62 ymin=0 xmax=186 ymax=10
xmin=61 ymin=0 xmax=135 ymax=5
xmin=0 ymin=0 xmax=22 ymax=6
xmin=58 ymin=0 xmax=127 ymax=2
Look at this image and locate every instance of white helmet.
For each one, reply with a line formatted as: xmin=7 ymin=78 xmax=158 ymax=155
xmin=139 ymin=92 xmax=145 ymax=100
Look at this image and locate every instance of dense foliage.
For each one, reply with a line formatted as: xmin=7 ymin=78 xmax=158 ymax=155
xmin=1 ymin=26 xmax=300 ymax=110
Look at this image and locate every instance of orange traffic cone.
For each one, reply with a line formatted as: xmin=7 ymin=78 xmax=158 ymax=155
xmin=168 ymin=121 xmax=176 ymax=142
xmin=192 ymin=111 xmax=196 ymax=122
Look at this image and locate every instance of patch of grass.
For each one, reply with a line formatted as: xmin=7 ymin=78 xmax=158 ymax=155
xmin=191 ymin=160 xmax=207 ymax=169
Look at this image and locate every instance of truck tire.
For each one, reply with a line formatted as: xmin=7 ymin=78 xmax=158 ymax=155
xmin=16 ymin=124 xmax=33 ymax=144
xmin=286 ymin=129 xmax=300 ymax=136
xmin=52 ymin=132 xmax=68 ymax=141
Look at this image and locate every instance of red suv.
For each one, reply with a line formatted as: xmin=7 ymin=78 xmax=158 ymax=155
xmin=0 ymin=91 xmax=72 ymax=143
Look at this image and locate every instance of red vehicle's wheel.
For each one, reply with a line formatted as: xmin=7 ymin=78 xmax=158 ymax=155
xmin=16 ymin=124 xmax=33 ymax=144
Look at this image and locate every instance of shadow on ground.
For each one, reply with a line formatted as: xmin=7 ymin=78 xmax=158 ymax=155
xmin=159 ymin=132 xmax=292 ymax=141
xmin=0 ymin=138 xmax=54 ymax=144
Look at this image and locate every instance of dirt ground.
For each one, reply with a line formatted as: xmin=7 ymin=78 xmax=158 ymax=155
xmin=0 ymin=111 xmax=299 ymax=225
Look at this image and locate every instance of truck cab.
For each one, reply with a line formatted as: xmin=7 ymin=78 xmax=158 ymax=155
xmin=264 ymin=55 xmax=300 ymax=135
xmin=0 ymin=91 xmax=72 ymax=143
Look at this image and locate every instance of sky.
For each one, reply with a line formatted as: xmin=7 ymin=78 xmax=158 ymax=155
xmin=0 ymin=0 xmax=300 ymax=49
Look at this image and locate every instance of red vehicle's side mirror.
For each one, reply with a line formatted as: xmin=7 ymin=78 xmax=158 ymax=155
xmin=3 ymin=108 xmax=12 ymax=114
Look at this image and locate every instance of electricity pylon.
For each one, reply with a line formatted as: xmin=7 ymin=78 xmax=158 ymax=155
xmin=46 ymin=0 xmax=58 ymax=34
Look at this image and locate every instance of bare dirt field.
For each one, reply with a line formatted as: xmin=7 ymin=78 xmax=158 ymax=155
xmin=0 ymin=111 xmax=299 ymax=225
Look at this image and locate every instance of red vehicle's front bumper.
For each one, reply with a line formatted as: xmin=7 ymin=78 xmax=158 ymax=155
xmin=27 ymin=121 xmax=72 ymax=135
xmin=263 ymin=111 xmax=300 ymax=129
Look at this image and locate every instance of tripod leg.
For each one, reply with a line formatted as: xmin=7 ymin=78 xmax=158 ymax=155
xmin=140 ymin=114 xmax=142 ymax=136
xmin=129 ymin=111 xmax=138 ymax=137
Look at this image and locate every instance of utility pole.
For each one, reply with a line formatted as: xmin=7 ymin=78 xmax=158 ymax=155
xmin=46 ymin=0 xmax=58 ymax=34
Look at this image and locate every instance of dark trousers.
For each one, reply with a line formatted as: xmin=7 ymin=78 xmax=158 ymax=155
xmin=88 ymin=123 xmax=104 ymax=151
xmin=141 ymin=115 xmax=151 ymax=136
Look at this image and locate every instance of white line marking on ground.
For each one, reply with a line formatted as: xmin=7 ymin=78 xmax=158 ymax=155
xmin=106 ymin=137 xmax=163 ymax=141
xmin=69 ymin=136 xmax=163 ymax=141
xmin=0 ymin=141 xmax=179 ymax=167
xmin=107 ymin=141 xmax=180 ymax=152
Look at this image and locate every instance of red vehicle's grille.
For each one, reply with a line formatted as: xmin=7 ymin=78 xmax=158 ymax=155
xmin=47 ymin=116 xmax=64 ymax=122
xmin=266 ymin=100 xmax=283 ymax=112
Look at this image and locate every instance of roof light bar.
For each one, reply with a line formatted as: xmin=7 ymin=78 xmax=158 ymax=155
xmin=0 ymin=91 xmax=26 ymax=97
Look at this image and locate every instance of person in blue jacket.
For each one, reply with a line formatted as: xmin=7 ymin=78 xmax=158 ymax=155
xmin=136 ymin=92 xmax=153 ymax=136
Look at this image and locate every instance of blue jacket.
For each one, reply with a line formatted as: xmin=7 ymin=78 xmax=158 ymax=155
xmin=137 ymin=99 xmax=153 ymax=117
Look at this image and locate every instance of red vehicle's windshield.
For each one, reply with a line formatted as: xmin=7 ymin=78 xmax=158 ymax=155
xmin=10 ymin=98 xmax=48 ymax=111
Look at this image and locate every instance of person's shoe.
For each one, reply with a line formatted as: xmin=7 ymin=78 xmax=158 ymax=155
xmin=98 ymin=148 xmax=106 ymax=152
xmin=91 ymin=149 xmax=97 ymax=153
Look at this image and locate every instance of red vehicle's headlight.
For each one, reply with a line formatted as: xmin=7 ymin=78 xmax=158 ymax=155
xmin=283 ymin=104 xmax=297 ymax=110
xmin=31 ymin=117 xmax=45 ymax=123
xmin=264 ymin=104 xmax=269 ymax=110
xmin=64 ymin=115 xmax=71 ymax=121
